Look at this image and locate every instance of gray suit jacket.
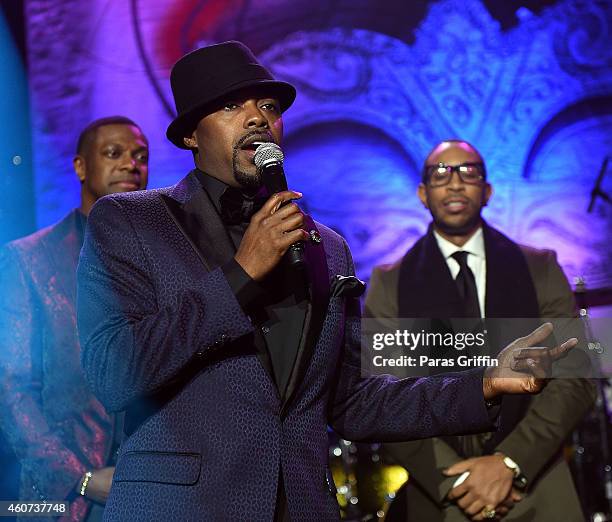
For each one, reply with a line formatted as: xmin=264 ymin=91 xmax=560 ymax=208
xmin=365 ymin=227 xmax=596 ymax=522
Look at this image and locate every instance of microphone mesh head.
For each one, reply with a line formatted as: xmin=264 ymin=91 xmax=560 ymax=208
xmin=254 ymin=142 xmax=284 ymax=169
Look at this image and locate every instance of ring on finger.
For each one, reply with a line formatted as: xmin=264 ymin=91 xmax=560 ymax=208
xmin=481 ymin=506 xmax=496 ymax=519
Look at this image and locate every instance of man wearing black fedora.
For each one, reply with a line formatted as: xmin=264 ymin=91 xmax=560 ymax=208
xmin=76 ymin=41 xmax=577 ymax=521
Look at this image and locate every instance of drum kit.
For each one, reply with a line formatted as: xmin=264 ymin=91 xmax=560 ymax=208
xmin=327 ymin=431 xmax=408 ymax=521
xmin=569 ymin=279 xmax=612 ymax=522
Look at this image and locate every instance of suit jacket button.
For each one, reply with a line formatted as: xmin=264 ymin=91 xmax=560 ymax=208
xmin=261 ymin=326 xmax=270 ymax=334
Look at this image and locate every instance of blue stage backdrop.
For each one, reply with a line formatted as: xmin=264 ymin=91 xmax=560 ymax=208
xmin=0 ymin=3 xmax=34 ymax=245
xmin=24 ymin=0 xmax=612 ymax=287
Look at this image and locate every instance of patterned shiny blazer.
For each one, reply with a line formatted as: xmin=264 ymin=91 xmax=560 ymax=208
xmin=0 ymin=210 xmax=114 ymax=522
xmin=77 ymin=171 xmax=495 ymax=522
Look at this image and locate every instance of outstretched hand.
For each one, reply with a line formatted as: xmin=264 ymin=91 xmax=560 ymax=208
xmin=483 ymin=322 xmax=577 ymax=399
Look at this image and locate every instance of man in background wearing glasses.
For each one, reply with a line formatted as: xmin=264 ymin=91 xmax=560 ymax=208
xmin=365 ymin=139 xmax=594 ymax=521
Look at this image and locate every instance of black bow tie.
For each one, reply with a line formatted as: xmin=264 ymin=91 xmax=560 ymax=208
xmin=219 ymin=187 xmax=266 ymax=225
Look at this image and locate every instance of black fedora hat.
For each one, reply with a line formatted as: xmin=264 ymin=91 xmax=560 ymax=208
xmin=166 ymin=41 xmax=296 ymax=149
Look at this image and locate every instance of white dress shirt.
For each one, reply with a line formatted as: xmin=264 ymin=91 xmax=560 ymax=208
xmin=433 ymin=227 xmax=486 ymax=318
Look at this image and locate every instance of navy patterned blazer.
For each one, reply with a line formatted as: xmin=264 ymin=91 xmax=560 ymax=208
xmin=77 ymin=171 xmax=495 ymax=522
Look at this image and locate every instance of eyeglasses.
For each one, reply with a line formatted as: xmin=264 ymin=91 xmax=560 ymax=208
xmin=423 ymin=162 xmax=486 ymax=187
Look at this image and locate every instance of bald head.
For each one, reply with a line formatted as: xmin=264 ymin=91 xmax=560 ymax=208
xmin=423 ymin=140 xmax=485 ymax=182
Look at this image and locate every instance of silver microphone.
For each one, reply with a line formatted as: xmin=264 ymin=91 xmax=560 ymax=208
xmin=254 ymin=143 xmax=305 ymax=269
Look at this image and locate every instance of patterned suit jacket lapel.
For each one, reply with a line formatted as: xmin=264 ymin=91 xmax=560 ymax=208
xmin=160 ymin=174 xmax=331 ymax=408
xmin=160 ymin=172 xmax=278 ymax=388
xmin=160 ymin=171 xmax=236 ymax=272
xmin=41 ymin=209 xmax=83 ymax=306
xmin=281 ymin=216 xmax=330 ymax=412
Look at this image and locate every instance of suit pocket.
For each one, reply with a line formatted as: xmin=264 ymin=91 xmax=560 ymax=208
xmin=114 ymin=451 xmax=201 ymax=485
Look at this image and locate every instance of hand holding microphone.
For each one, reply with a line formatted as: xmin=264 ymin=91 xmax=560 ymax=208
xmin=233 ymin=143 xmax=309 ymax=281
xmin=255 ymin=142 xmax=307 ymax=270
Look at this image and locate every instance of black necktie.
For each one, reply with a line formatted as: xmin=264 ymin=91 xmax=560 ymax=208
xmin=451 ymin=251 xmax=481 ymax=318
xmin=451 ymin=251 xmax=482 ymax=458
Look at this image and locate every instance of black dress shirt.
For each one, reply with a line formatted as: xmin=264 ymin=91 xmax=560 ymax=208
xmin=194 ymin=170 xmax=308 ymax=399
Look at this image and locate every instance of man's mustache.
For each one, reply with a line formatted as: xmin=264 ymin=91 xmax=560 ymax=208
xmin=234 ymin=130 xmax=276 ymax=150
